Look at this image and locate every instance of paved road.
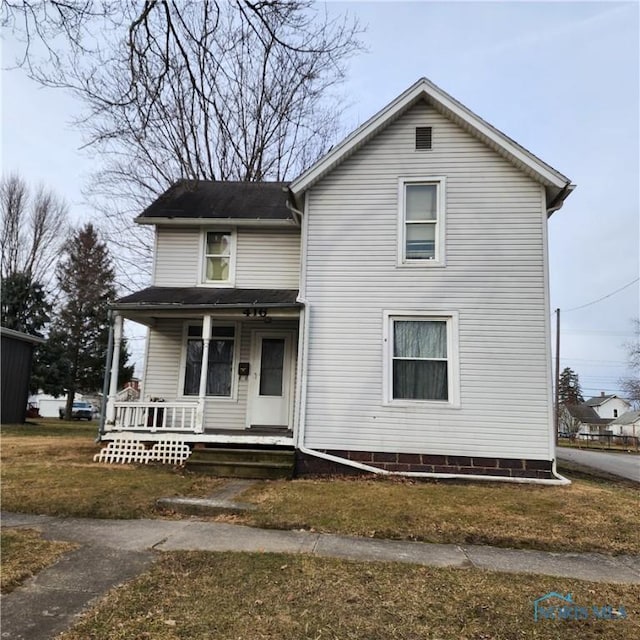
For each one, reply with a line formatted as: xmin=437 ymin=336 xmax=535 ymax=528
xmin=557 ymin=447 xmax=640 ymax=482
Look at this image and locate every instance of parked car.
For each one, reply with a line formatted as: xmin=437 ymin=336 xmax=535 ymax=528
xmin=59 ymin=401 xmax=94 ymax=420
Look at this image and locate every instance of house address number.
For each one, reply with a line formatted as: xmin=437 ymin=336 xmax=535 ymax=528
xmin=243 ymin=307 xmax=268 ymax=318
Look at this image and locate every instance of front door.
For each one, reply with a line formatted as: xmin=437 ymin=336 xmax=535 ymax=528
xmin=248 ymin=331 xmax=295 ymax=428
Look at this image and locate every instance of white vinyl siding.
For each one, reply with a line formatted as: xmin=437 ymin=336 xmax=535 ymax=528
xmin=153 ymin=227 xmax=300 ymax=289
xmin=154 ymin=228 xmax=200 ymax=286
xmin=301 ymin=100 xmax=553 ymax=461
xmin=235 ymin=229 xmax=300 ymax=289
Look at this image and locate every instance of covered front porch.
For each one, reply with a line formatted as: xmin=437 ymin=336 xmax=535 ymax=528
xmin=101 ymin=287 xmax=302 ymax=447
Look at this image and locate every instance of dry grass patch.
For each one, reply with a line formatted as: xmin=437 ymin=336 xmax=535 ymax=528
xmin=239 ymin=476 xmax=640 ymax=555
xmin=1 ymin=528 xmax=77 ymax=593
xmin=60 ymin=551 xmax=639 ymax=640
xmin=1 ymin=423 xmax=224 ymax=519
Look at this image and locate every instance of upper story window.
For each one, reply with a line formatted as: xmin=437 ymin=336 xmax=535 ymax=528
xmin=203 ymin=230 xmax=236 ymax=285
xmin=398 ymin=177 xmax=446 ymax=267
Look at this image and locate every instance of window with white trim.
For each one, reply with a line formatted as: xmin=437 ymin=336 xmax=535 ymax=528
xmin=183 ymin=324 xmax=236 ymax=396
xmin=398 ymin=178 xmax=445 ymax=265
xmin=385 ymin=312 xmax=458 ymax=404
xmin=203 ymin=230 xmax=235 ymax=283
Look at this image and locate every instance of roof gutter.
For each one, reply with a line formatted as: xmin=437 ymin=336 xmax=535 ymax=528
xmin=111 ymin=301 xmax=303 ymax=312
xmin=285 ymin=190 xmax=303 ymax=226
xmin=546 ymin=183 xmax=576 ymax=217
xmin=134 ymin=217 xmax=298 ymax=227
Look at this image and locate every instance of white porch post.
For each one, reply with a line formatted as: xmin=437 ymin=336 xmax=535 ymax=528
xmin=106 ymin=313 xmax=124 ymax=424
xmin=196 ymin=315 xmax=211 ymax=433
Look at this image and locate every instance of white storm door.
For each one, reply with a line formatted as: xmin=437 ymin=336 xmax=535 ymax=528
xmin=248 ymin=331 xmax=294 ymax=428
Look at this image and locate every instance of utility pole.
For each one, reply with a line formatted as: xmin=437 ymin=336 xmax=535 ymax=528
xmin=554 ymin=308 xmax=561 ymax=444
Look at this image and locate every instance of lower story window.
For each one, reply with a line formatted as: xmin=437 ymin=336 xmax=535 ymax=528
xmin=386 ymin=313 xmax=457 ymax=404
xmin=184 ymin=324 xmax=235 ymax=396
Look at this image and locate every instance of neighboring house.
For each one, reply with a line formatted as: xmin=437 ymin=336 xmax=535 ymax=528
xmin=116 ymin=381 xmax=140 ymax=402
xmin=29 ymin=392 xmax=86 ymax=418
xmin=1 ymin=327 xmax=44 ymax=424
xmin=584 ymin=393 xmax=631 ymax=420
xmin=101 ymin=77 xmax=575 ymax=482
xmin=559 ymin=403 xmax=612 ymax=438
xmin=607 ymin=411 xmax=640 ymax=438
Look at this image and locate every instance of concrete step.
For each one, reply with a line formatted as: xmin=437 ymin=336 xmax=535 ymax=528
xmin=185 ymin=447 xmax=294 ymax=479
xmin=189 ymin=447 xmax=295 ymax=464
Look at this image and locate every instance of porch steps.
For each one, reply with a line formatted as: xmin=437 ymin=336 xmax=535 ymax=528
xmin=185 ymin=445 xmax=295 ymax=479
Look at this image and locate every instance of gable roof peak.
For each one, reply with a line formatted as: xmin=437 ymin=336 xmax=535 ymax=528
xmin=585 ymin=394 xmax=627 ymax=407
xmin=290 ymin=76 xmax=574 ymax=215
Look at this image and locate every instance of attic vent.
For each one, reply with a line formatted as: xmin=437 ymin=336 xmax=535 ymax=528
xmin=415 ymin=126 xmax=432 ymax=150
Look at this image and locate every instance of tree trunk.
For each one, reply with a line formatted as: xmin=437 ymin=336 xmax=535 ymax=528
xmin=65 ymin=389 xmax=75 ymax=420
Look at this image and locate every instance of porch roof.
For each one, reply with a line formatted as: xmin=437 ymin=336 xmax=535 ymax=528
xmin=113 ymin=287 xmax=301 ymax=310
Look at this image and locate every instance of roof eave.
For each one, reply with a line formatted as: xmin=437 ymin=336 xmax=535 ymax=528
xmin=134 ymin=217 xmax=298 ymax=227
xmin=0 ymin=327 xmax=45 ymax=344
xmin=112 ymin=302 xmax=303 ymax=311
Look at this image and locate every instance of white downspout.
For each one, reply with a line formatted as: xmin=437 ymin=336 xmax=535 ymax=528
xmin=294 ymin=297 xmax=311 ymax=451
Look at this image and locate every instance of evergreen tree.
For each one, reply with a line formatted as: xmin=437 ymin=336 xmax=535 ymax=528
xmin=0 ymin=271 xmax=50 ymax=336
xmin=558 ymin=367 xmax=584 ymax=405
xmin=53 ymin=224 xmax=132 ymax=417
xmin=0 ymin=271 xmax=65 ymax=394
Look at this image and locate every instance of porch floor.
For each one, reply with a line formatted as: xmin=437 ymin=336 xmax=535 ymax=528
xmin=204 ymin=427 xmax=293 ymax=437
xmin=101 ymin=426 xmax=294 ymax=446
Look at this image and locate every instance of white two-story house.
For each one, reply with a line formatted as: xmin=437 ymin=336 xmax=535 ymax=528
xmin=101 ymin=78 xmax=574 ymax=483
xmin=584 ymin=393 xmax=631 ymax=420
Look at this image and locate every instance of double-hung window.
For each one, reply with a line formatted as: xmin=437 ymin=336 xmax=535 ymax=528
xmin=203 ymin=231 xmax=235 ymax=284
xmin=183 ymin=324 xmax=236 ymax=397
xmin=399 ymin=178 xmax=445 ymax=265
xmin=384 ymin=312 xmax=459 ymax=405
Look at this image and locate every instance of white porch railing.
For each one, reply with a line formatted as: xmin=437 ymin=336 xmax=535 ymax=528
xmin=110 ymin=401 xmax=202 ymax=433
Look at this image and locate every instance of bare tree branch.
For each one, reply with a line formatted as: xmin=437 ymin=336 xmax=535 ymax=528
xmin=1 ymin=174 xmax=69 ymax=287
xmin=620 ymin=318 xmax=640 ymax=408
xmin=3 ymin=1 xmax=364 ymax=287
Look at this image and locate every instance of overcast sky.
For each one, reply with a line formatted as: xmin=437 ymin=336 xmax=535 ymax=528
xmin=2 ymin=0 xmax=639 ymax=397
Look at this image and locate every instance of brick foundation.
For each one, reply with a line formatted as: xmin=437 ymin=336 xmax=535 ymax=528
xmin=295 ymin=449 xmax=555 ymax=480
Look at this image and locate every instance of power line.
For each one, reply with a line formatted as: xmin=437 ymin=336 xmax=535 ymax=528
xmin=563 ymin=277 xmax=639 ymax=312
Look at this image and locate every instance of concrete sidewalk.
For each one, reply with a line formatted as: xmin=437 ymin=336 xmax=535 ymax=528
xmin=2 ymin=511 xmax=640 ymax=639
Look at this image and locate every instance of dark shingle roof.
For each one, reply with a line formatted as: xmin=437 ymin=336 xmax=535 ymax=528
xmin=114 ymin=287 xmax=300 ymax=309
xmin=585 ymin=394 xmax=618 ymax=407
xmin=563 ymin=403 xmax=611 ymax=425
xmin=136 ymin=180 xmax=293 ymax=221
xmin=609 ymin=410 xmax=640 ymax=426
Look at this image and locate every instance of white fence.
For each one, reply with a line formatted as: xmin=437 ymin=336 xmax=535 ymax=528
xmin=110 ymin=401 xmax=201 ymax=433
